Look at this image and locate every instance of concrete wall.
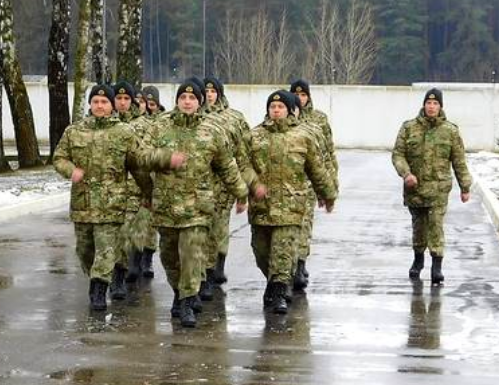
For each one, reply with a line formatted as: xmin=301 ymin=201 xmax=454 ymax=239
xmin=2 ymin=82 xmax=499 ymax=150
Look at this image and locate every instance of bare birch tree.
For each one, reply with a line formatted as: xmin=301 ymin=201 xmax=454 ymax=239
xmin=72 ymin=0 xmax=92 ymax=123
xmin=337 ymin=0 xmax=377 ymax=84
xmin=47 ymin=0 xmax=71 ymax=162
xmin=301 ymin=0 xmax=377 ymax=84
xmin=0 ymin=0 xmax=41 ymax=168
xmin=116 ymin=0 xmax=143 ymax=88
xmin=91 ymin=0 xmax=111 ymax=85
xmin=214 ymin=9 xmax=294 ymax=84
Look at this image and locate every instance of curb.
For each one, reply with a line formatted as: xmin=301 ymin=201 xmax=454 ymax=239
xmin=472 ymin=173 xmax=499 ymax=230
xmin=0 ymin=192 xmax=69 ymax=223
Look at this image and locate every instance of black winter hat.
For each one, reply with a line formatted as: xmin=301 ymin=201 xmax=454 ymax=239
xmin=88 ymin=84 xmax=115 ymax=104
xmin=204 ymin=76 xmax=224 ymax=98
xmin=267 ymin=90 xmax=295 ymax=114
xmin=113 ymin=80 xmax=136 ymax=99
xmin=142 ymin=85 xmax=161 ymax=105
xmin=184 ymin=76 xmax=206 ymax=102
xmin=290 ymin=79 xmax=311 ymax=97
xmin=423 ymin=88 xmax=443 ymax=107
xmin=176 ymin=81 xmax=204 ymax=105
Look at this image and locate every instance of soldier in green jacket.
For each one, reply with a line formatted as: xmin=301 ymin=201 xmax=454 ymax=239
xmin=290 ymin=79 xmax=339 ymax=283
xmin=392 ymin=88 xmax=472 ymax=285
xmin=142 ymin=85 xmax=165 ymax=116
xmin=53 ymin=85 xmax=153 ymax=311
xmin=200 ymin=76 xmax=253 ymax=298
xmin=141 ymin=81 xmax=248 ymax=328
xmin=108 ymin=81 xmax=157 ymax=302
xmin=246 ymin=90 xmax=336 ymax=314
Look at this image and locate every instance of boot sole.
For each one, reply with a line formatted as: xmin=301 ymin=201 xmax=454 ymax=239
xmin=110 ymin=293 xmax=126 ymax=301
xmin=142 ymin=271 xmax=154 ymax=278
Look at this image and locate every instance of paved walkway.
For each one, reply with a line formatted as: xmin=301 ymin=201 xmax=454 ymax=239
xmin=1 ymin=150 xmax=499 ymax=384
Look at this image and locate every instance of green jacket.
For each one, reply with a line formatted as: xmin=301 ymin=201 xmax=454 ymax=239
xmin=392 ymin=109 xmax=472 ymax=207
xmin=300 ymin=99 xmax=339 ymax=188
xmin=205 ymin=99 xmax=255 ymax=208
xmin=53 ymin=116 xmax=146 ymax=223
xmin=141 ymin=109 xmax=249 ymax=228
xmin=246 ymin=116 xmax=336 ymax=226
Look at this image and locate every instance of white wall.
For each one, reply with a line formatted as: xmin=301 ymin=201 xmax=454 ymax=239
xmin=3 ymin=82 xmax=499 ymax=151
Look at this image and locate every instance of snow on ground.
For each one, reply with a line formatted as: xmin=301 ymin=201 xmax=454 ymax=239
xmin=0 ymin=166 xmax=69 ymax=207
xmin=0 ymin=151 xmax=497 ymax=209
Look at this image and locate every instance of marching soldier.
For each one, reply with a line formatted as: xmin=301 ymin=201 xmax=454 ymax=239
xmin=392 ymin=88 xmax=472 ymax=285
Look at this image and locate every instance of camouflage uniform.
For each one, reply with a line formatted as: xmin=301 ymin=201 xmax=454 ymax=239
xmin=118 ymin=112 xmax=157 ymax=268
xmin=246 ymin=116 xmax=336 ymax=285
xmin=141 ymin=109 xmax=248 ymax=300
xmin=296 ymin=100 xmax=339 ymax=264
xmin=392 ymin=109 xmax=472 ymax=257
xmin=53 ymin=116 xmax=147 ymax=283
xmin=204 ymin=95 xmax=252 ymax=270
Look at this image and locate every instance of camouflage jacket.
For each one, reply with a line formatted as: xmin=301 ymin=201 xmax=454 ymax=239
xmin=121 ymin=114 xmax=153 ymax=213
xmin=246 ymin=116 xmax=336 ymax=226
xmin=53 ymin=116 xmax=147 ymax=224
xmin=205 ymin=98 xmax=256 ymax=208
xmin=392 ymin=109 xmax=472 ymax=207
xmin=141 ymin=109 xmax=249 ymax=228
xmin=301 ymin=100 xmax=339 ymax=188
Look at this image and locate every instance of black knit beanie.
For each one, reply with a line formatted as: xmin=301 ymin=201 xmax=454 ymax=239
xmin=142 ymin=86 xmax=161 ymax=105
xmin=423 ymin=88 xmax=443 ymax=107
xmin=113 ymin=80 xmax=136 ymax=99
xmin=176 ymin=81 xmax=204 ymax=105
xmin=290 ymin=79 xmax=311 ymax=97
xmin=204 ymin=76 xmax=224 ymax=98
xmin=88 ymin=84 xmax=115 ymax=104
xmin=267 ymin=90 xmax=295 ymax=114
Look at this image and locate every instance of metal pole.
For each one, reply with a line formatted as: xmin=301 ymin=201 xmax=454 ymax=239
xmin=203 ymin=0 xmax=206 ymax=77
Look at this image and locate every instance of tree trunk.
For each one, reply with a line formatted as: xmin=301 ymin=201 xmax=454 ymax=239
xmin=0 ymin=0 xmax=42 ymax=168
xmin=91 ymin=0 xmax=111 ymax=85
xmin=116 ymin=0 xmax=144 ymax=89
xmin=0 ymin=50 xmax=12 ymax=173
xmin=72 ymin=0 xmax=92 ymax=123
xmin=47 ymin=0 xmax=71 ymax=163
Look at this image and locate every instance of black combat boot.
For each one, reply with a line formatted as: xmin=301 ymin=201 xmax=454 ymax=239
xmin=192 ymin=295 xmax=203 ymax=314
xmin=293 ymin=260 xmax=309 ymax=290
xmin=170 ymin=290 xmax=180 ymax=318
xmin=109 ymin=265 xmax=127 ymax=300
xmin=271 ymin=282 xmax=288 ymax=314
xmin=179 ymin=296 xmax=197 ymax=328
xmin=409 ymin=252 xmax=425 ymax=280
xmin=126 ymin=249 xmax=142 ymax=283
xmin=141 ymin=248 xmax=155 ymax=278
xmin=263 ymin=281 xmax=274 ymax=308
xmin=302 ymin=260 xmax=309 ymax=278
xmin=89 ymin=278 xmax=108 ymax=311
xmin=431 ymin=256 xmax=444 ymax=286
xmin=213 ymin=253 xmax=228 ymax=285
xmin=199 ymin=269 xmax=215 ymax=301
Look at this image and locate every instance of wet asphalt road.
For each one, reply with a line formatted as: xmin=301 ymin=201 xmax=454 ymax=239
xmin=1 ymin=150 xmax=499 ymax=385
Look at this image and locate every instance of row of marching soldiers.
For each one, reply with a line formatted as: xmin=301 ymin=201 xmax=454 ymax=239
xmin=53 ymin=76 xmax=339 ymax=328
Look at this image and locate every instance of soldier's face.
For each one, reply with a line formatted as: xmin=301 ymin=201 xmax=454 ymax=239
xmin=137 ymin=98 xmax=147 ymax=114
xmin=296 ymin=92 xmax=309 ymax=108
xmin=148 ymin=100 xmax=159 ymax=113
xmin=424 ymin=99 xmax=441 ymax=118
xmin=90 ymin=96 xmax=113 ymax=117
xmin=115 ymin=94 xmax=132 ymax=113
xmin=177 ymin=93 xmax=200 ymax=114
xmin=206 ymin=88 xmax=218 ymax=105
xmin=268 ymin=101 xmax=289 ymax=119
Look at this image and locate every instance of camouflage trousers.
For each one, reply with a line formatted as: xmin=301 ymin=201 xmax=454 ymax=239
xmin=206 ymin=202 xmax=233 ymax=270
xmin=409 ymin=205 xmax=447 ymax=257
xmin=297 ymin=190 xmax=316 ymax=262
xmin=158 ymin=226 xmax=208 ymax=300
xmin=74 ymin=222 xmax=122 ymax=283
xmin=251 ymin=225 xmax=300 ymax=284
xmin=116 ymin=211 xmax=158 ymax=267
